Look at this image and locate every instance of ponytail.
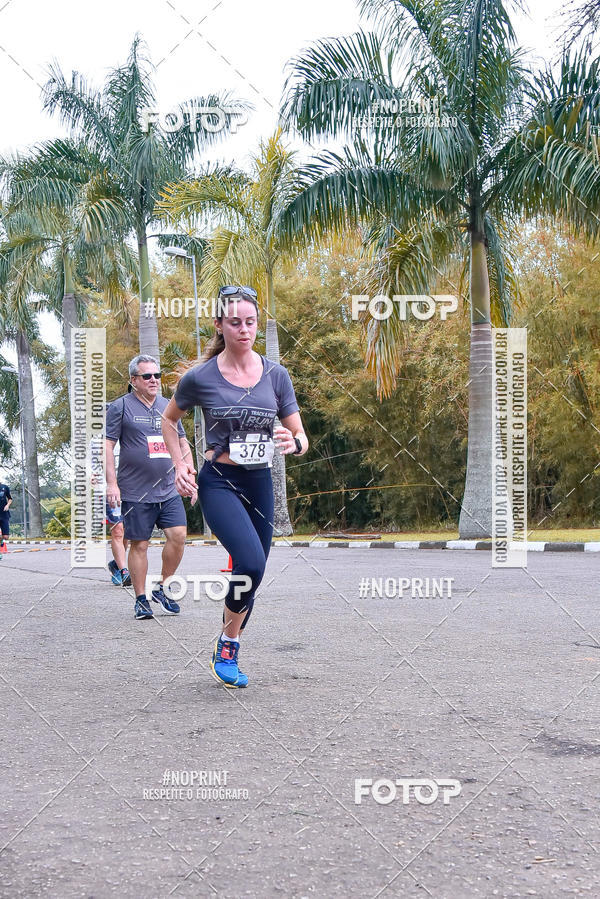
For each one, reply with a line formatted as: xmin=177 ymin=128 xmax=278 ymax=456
xmin=200 ymin=330 xmax=225 ymax=362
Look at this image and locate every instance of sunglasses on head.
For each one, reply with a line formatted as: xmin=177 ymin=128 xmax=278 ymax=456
xmin=218 ymin=285 xmax=257 ymax=300
xmin=135 ymin=371 xmax=161 ymax=380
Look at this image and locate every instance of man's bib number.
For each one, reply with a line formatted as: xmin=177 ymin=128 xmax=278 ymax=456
xmin=147 ymin=436 xmax=170 ymax=459
xmin=229 ymin=431 xmax=274 ymax=467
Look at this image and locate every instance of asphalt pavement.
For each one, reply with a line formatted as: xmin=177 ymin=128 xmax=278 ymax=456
xmin=1 ymin=544 xmax=599 ymax=898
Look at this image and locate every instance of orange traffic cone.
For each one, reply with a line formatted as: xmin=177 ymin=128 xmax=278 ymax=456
xmin=220 ymin=554 xmax=232 ymax=572
xmin=0 ymin=541 xmax=7 ymax=554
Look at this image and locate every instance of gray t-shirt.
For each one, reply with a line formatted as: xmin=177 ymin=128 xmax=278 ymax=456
xmin=174 ymin=355 xmax=299 ymax=457
xmin=106 ymin=393 xmax=185 ymax=502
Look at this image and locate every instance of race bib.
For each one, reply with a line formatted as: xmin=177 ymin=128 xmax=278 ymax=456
xmin=229 ymin=431 xmax=274 ymax=468
xmin=146 ymin=435 xmax=170 ymax=459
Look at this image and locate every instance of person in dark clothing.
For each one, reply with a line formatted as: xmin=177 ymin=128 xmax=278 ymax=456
xmin=0 ymin=482 xmax=12 ymax=554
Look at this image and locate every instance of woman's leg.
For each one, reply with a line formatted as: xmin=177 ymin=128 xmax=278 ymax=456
xmin=236 ymin=469 xmax=274 ymax=631
xmin=198 ymin=464 xmax=268 ymax=636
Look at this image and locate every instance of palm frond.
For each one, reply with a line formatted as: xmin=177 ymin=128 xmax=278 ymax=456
xmin=158 ymin=168 xmax=251 ymax=227
xmin=162 ymin=93 xmax=253 ymax=164
xmin=359 ymin=217 xmax=463 ymax=397
xmin=281 ymin=30 xmax=396 ymax=140
xmin=198 ymin=228 xmax=266 ymax=301
xmin=42 ymin=63 xmax=116 ymax=158
xmin=276 ymin=151 xmax=443 ymax=248
xmin=104 ymin=34 xmax=156 ymax=139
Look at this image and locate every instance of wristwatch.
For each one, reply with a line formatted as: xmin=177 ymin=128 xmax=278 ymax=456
xmin=293 ymin=437 xmax=303 ymax=455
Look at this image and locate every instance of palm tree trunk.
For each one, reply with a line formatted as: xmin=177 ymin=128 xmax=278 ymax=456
xmin=16 ymin=330 xmax=43 ymax=537
xmin=265 ymin=270 xmax=293 ymax=536
xmin=458 ymin=231 xmax=493 ymax=538
xmin=62 ymin=252 xmax=77 ymax=407
xmin=137 ymin=225 xmax=161 ymax=365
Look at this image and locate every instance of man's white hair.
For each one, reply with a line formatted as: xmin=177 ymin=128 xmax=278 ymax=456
xmin=129 ymin=354 xmax=159 ymax=378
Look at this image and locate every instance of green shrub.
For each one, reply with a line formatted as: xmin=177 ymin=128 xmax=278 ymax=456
xmin=44 ymin=499 xmax=71 ymax=538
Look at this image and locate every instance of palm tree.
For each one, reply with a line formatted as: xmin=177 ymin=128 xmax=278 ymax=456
xmin=0 ymin=355 xmax=18 ymax=464
xmin=0 ymin=210 xmax=48 ymax=537
xmin=0 ymin=140 xmax=136 ymax=404
xmin=41 ymin=35 xmax=247 ymax=364
xmin=279 ymin=0 xmax=586 ymax=538
xmin=158 ymin=131 xmax=303 ymax=534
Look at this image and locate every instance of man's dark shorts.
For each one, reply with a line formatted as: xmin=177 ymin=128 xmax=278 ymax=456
xmin=121 ymin=495 xmax=186 ymax=541
xmin=0 ymin=515 xmax=9 ymax=536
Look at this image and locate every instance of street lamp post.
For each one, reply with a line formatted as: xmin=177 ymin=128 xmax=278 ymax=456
xmin=1 ymin=365 xmax=27 ymax=540
xmin=164 ymin=246 xmax=210 ymax=538
xmin=164 ymin=246 xmax=201 ymax=360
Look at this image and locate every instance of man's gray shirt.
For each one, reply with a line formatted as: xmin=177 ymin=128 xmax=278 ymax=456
xmin=106 ymin=393 xmax=185 ymax=503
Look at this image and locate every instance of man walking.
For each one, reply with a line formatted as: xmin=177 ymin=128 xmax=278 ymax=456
xmin=0 ymin=480 xmax=12 ymax=556
xmin=105 ymin=355 xmax=196 ymax=619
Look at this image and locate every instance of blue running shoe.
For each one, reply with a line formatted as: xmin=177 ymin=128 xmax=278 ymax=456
xmin=134 ymin=597 xmax=153 ymax=619
xmin=108 ymin=559 xmax=122 ymax=585
xmin=210 ymin=637 xmax=248 ymax=688
xmin=120 ymin=567 xmax=132 ymax=587
xmin=151 ymin=585 xmax=180 ymax=614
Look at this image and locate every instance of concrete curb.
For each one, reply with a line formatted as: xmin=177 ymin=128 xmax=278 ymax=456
xmin=7 ymin=538 xmax=600 ymax=553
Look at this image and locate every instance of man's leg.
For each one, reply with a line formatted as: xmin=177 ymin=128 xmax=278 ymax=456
xmin=0 ymin=516 xmax=9 ymax=549
xmin=128 ymin=539 xmax=150 ymax=596
xmin=121 ymin=501 xmax=155 ymax=619
xmin=160 ymin=526 xmax=187 ymax=581
xmin=110 ymin=522 xmax=127 ymax=570
xmin=148 ymin=526 xmax=186 ymax=614
xmin=149 ymin=496 xmax=188 ymax=614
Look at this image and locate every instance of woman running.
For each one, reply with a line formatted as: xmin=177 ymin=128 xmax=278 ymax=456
xmin=162 ymin=286 xmax=308 ymax=688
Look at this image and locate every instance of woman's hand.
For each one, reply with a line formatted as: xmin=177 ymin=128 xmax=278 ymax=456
xmin=273 ymin=426 xmax=298 ymax=455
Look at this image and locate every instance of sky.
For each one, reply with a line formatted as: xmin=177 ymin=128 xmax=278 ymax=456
xmin=0 ymin=0 xmax=575 ymax=472
xmin=0 ymin=0 xmax=569 ymax=161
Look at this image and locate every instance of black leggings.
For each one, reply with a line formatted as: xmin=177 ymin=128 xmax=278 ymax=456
xmin=197 ymin=461 xmax=274 ymax=630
